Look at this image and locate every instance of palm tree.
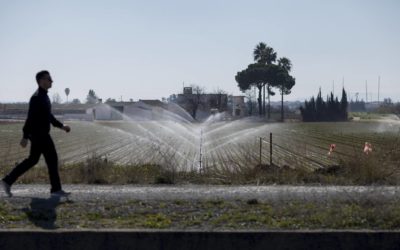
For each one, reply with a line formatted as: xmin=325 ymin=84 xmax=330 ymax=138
xmin=278 ymin=57 xmax=292 ymax=72
xmin=253 ymin=42 xmax=277 ymax=119
xmin=253 ymin=42 xmax=277 ymax=65
xmin=64 ymin=88 xmax=70 ymax=104
xmin=278 ymin=57 xmax=293 ymax=121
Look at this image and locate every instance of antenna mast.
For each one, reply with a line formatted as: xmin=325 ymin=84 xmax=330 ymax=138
xmin=378 ymin=76 xmax=380 ymax=103
xmin=342 ymin=77 xmax=344 ymax=89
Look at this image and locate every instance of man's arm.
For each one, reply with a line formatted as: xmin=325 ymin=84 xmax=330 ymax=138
xmin=22 ymin=97 xmax=38 ymax=139
xmin=50 ymin=114 xmax=71 ymax=133
xmin=21 ymin=97 xmax=39 ymax=147
xmin=50 ymin=114 xmax=63 ymax=128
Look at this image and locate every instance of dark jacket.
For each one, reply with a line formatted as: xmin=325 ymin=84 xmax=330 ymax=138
xmin=22 ymin=87 xmax=64 ymax=139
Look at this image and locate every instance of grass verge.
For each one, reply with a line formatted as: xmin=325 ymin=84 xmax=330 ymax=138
xmin=1 ymin=198 xmax=400 ymax=230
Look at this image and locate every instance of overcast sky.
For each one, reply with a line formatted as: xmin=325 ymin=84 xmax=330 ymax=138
xmin=0 ymin=0 xmax=399 ymax=103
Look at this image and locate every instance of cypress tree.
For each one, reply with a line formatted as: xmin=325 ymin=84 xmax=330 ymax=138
xmin=340 ymin=88 xmax=348 ymax=120
xmin=301 ymin=88 xmax=349 ymax=122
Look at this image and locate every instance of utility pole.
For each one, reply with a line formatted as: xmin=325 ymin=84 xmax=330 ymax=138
xmin=342 ymin=77 xmax=344 ymax=89
xmin=378 ymin=76 xmax=380 ymax=103
xmin=365 ymin=80 xmax=368 ymax=103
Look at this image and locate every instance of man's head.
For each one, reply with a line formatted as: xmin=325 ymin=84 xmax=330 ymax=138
xmin=36 ymin=70 xmax=53 ymax=90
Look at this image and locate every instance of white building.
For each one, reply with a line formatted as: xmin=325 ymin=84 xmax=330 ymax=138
xmin=88 ymin=100 xmax=194 ymax=122
xmin=231 ymin=96 xmax=246 ymax=117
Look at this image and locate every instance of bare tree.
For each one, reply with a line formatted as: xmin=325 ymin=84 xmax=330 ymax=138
xmin=52 ymin=93 xmax=62 ymax=104
xmin=189 ymin=85 xmax=205 ymax=119
xmin=211 ymin=88 xmax=228 ymax=111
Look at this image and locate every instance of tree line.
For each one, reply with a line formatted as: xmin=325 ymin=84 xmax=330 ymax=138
xmin=50 ymin=88 xmax=97 ymax=104
xmin=300 ymin=88 xmax=348 ymax=122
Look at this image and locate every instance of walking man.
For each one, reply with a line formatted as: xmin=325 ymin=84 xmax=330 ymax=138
xmin=1 ymin=70 xmax=71 ymax=197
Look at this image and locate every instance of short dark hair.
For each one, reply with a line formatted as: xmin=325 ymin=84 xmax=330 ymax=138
xmin=36 ymin=70 xmax=50 ymax=84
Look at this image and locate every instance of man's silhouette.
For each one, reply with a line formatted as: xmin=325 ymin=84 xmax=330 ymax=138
xmin=1 ymin=70 xmax=71 ymax=197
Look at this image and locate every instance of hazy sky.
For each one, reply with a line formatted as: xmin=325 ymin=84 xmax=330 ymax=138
xmin=1 ymin=0 xmax=399 ymax=103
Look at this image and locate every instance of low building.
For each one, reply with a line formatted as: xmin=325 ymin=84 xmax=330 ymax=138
xmin=88 ymin=99 xmax=195 ymax=122
xmin=88 ymin=101 xmax=132 ymax=120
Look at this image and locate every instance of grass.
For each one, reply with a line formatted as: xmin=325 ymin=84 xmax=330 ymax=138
xmin=2 ymin=198 xmax=400 ymax=229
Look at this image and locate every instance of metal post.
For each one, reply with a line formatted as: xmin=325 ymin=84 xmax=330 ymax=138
xmin=270 ymin=133 xmax=272 ymax=166
xmin=259 ymin=137 xmax=262 ymax=166
xmin=199 ymin=130 xmax=203 ymax=173
xmin=378 ymin=76 xmax=380 ymax=103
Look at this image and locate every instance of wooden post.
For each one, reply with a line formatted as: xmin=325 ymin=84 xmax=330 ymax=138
xmin=270 ymin=133 xmax=272 ymax=166
xmin=259 ymin=137 xmax=262 ymax=166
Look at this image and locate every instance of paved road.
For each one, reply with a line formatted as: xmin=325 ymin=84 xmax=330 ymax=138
xmin=2 ymin=185 xmax=400 ymax=202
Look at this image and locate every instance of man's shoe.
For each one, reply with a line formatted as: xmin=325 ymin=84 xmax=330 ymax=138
xmin=51 ymin=190 xmax=71 ymax=197
xmin=1 ymin=180 xmax=12 ymax=197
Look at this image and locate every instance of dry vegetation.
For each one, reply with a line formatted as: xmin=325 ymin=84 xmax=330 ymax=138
xmin=0 ymin=137 xmax=398 ymax=186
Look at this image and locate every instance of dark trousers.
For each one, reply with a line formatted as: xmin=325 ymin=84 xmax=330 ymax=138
xmin=3 ymin=134 xmax=62 ymax=193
